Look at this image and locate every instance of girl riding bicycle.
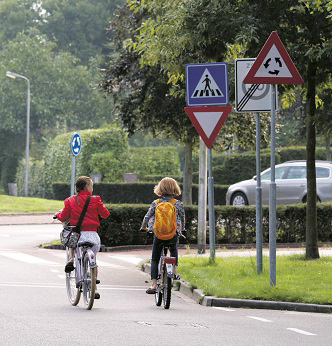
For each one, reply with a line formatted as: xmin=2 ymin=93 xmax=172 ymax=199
xmin=55 ymin=176 xmax=110 ymax=298
xmin=141 ymin=177 xmax=185 ymax=294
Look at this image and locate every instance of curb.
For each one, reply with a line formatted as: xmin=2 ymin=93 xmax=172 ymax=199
xmin=141 ymin=263 xmax=332 ymax=314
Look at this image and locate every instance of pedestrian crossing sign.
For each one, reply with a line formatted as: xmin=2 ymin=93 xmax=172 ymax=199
xmin=186 ymin=63 xmax=229 ymax=106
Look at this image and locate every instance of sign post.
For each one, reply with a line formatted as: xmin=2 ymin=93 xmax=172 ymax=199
xmin=235 ymin=57 xmax=278 ymax=274
xmin=244 ymin=31 xmax=304 ymax=286
xmin=70 ymin=132 xmax=82 ymax=196
xmin=184 ymin=105 xmax=232 ymax=259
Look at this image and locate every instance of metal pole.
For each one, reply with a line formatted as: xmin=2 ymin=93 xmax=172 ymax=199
xmin=208 ymin=148 xmax=215 ymax=262
xmin=25 ymin=80 xmax=30 ymax=197
xmin=256 ymin=112 xmax=263 ymax=274
xmin=269 ymin=84 xmax=277 ymax=286
xmin=71 ymin=155 xmax=75 ymax=196
xmin=197 ymin=138 xmax=207 ymax=254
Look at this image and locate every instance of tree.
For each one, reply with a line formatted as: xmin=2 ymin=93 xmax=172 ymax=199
xmin=102 ymin=0 xmax=272 ymax=203
xmin=0 ymin=29 xmax=113 ymax=190
xmin=187 ymin=0 xmax=332 ymax=259
xmin=39 ymin=0 xmax=123 ymax=65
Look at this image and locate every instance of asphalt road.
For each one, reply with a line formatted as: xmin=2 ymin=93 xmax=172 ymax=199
xmin=0 ymin=223 xmax=331 ymax=345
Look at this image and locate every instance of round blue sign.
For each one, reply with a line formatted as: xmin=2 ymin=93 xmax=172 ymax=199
xmin=70 ymin=132 xmax=81 ymax=156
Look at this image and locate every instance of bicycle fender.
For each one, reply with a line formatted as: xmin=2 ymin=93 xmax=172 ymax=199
xmin=86 ymin=249 xmax=97 ymax=269
xmin=166 ymin=263 xmax=173 ymax=278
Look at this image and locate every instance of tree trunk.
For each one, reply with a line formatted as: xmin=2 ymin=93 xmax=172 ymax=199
xmin=305 ymin=60 xmax=319 ymax=259
xmin=325 ymin=133 xmax=331 ymax=161
xmin=182 ymin=140 xmax=193 ymax=205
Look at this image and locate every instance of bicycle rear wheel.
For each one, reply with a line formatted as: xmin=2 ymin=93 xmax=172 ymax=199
xmin=65 ymin=249 xmax=81 ymax=306
xmin=83 ymin=251 xmax=96 ymax=310
xmin=162 ymin=265 xmax=172 ymax=309
xmin=155 ymin=284 xmax=162 ymax=306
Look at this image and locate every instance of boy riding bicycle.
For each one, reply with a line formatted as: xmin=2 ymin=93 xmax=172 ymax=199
xmin=141 ymin=177 xmax=185 ymax=294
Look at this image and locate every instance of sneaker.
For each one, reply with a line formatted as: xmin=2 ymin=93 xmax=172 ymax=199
xmin=96 ymin=279 xmax=100 ymax=284
xmin=174 ymin=274 xmax=181 ymax=280
xmin=95 ymin=292 xmax=100 ymax=299
xmin=65 ymin=261 xmax=74 ymax=273
xmin=146 ymin=287 xmax=157 ymax=294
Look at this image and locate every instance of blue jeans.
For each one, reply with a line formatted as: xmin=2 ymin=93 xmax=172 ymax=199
xmin=151 ymin=234 xmax=178 ymax=280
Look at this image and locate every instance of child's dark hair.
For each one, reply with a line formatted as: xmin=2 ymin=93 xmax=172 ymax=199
xmin=75 ymin=176 xmax=92 ymax=194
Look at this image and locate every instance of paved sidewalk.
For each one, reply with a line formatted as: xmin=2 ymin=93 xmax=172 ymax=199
xmin=0 ymin=213 xmax=54 ymax=225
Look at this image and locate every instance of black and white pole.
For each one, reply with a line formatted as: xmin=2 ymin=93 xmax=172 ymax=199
xmin=256 ymin=112 xmax=263 ymax=274
xmin=269 ymin=85 xmax=277 ymax=286
xmin=208 ymin=148 xmax=216 ymax=262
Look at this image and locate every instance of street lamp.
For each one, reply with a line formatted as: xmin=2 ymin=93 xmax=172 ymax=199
xmin=6 ymin=71 xmax=30 ymax=197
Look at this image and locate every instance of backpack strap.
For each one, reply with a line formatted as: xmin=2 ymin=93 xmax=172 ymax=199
xmin=75 ymin=195 xmax=91 ymax=232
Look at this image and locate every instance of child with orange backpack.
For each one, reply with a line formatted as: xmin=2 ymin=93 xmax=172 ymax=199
xmin=141 ymin=177 xmax=185 ymax=294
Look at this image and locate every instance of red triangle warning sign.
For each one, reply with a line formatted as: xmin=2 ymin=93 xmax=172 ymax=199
xmin=184 ymin=106 xmax=232 ymax=148
xmin=243 ymin=31 xmax=304 ymax=85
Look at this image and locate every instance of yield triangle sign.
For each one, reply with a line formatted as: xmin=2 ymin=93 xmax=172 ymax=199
xmin=243 ymin=31 xmax=304 ymax=85
xmin=184 ymin=106 xmax=232 ymax=148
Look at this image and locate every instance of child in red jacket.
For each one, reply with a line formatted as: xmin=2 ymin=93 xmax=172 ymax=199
xmin=55 ymin=176 xmax=110 ymax=297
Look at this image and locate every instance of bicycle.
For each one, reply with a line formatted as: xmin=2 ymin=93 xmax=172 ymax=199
xmin=64 ymin=227 xmax=98 ymax=310
xmin=154 ymin=242 xmax=177 ymax=309
xmin=142 ymin=230 xmax=185 ymax=309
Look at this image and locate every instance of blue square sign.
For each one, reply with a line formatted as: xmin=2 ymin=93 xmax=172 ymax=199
xmin=186 ymin=63 xmax=229 ymax=106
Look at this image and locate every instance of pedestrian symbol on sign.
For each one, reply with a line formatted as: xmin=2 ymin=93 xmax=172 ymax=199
xmin=191 ymin=68 xmax=224 ymax=98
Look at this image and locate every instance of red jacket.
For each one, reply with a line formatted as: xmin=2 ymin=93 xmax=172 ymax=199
xmin=56 ymin=190 xmax=110 ymax=232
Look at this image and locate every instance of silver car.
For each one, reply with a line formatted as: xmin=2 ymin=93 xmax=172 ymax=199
xmin=226 ymin=160 xmax=332 ymax=206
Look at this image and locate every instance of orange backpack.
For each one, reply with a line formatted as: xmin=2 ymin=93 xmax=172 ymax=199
xmin=153 ymin=198 xmax=177 ymax=240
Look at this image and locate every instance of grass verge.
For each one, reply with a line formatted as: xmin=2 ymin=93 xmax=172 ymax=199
xmin=178 ymin=255 xmax=332 ymax=305
xmin=0 ymin=194 xmax=64 ymax=213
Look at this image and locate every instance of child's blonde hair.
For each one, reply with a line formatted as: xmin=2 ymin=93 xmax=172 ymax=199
xmin=154 ymin=177 xmax=181 ymax=197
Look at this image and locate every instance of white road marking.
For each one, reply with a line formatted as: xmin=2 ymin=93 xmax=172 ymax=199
xmin=96 ymin=260 xmax=126 ymax=269
xmin=57 ymin=275 xmax=65 ymax=279
xmin=212 ymin=307 xmax=235 ymax=312
xmin=247 ymin=316 xmax=273 ymax=322
xmin=0 ymin=282 xmax=146 ymax=290
xmin=287 ymin=328 xmax=316 ymax=336
xmin=108 ymin=255 xmax=144 ymax=265
xmin=0 ymin=234 xmax=10 ymax=237
xmin=0 ymin=251 xmax=58 ymax=265
xmin=48 ymin=251 xmax=127 ymax=268
xmin=51 ymin=269 xmax=59 ymax=273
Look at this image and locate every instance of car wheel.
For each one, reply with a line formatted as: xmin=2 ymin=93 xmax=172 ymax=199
xmin=230 ymin=192 xmax=249 ymax=206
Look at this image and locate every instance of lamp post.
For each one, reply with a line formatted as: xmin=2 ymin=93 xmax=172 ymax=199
xmin=6 ymin=71 xmax=30 ymax=197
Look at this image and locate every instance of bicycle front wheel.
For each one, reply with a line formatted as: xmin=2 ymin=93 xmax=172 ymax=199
xmin=162 ymin=265 xmax=172 ymax=309
xmin=83 ymin=251 xmax=96 ymax=310
xmin=65 ymin=249 xmax=81 ymax=306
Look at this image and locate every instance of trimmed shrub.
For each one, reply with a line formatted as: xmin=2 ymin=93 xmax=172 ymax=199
xmin=17 ymin=125 xmax=128 ymax=197
xmin=218 ymin=152 xmax=280 ymax=185
xmin=52 ymin=182 xmax=229 ymax=205
xmin=128 ymin=147 xmax=181 ymax=179
xmin=139 ymin=175 xmax=183 ymax=182
xmin=98 ymin=202 xmax=332 ymax=247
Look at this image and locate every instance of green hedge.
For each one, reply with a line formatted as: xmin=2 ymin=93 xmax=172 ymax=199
xmin=52 ymin=182 xmax=229 ymax=205
xmin=192 ymin=146 xmax=328 ymax=185
xmin=98 ymin=203 xmax=332 ymax=247
xmin=139 ymin=175 xmax=183 ymax=182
